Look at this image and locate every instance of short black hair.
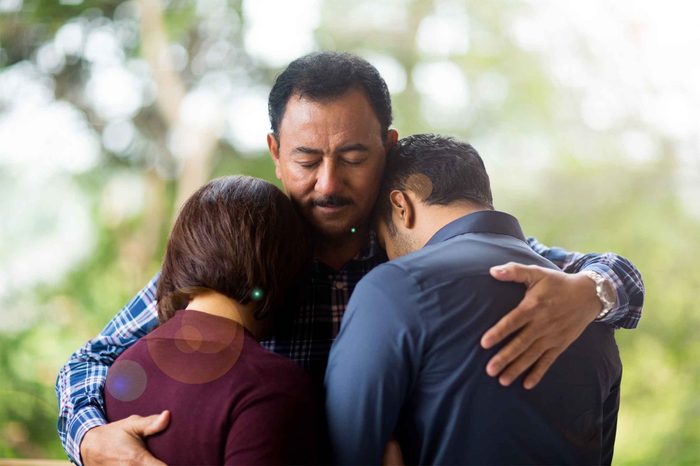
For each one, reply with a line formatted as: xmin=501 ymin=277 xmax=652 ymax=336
xmin=376 ymin=134 xmax=494 ymax=231
xmin=268 ymin=51 xmax=393 ymax=140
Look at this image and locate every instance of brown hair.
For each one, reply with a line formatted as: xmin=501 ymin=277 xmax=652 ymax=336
xmin=156 ymin=175 xmax=309 ymax=323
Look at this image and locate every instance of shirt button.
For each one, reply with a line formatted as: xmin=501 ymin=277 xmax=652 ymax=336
xmin=334 ymin=281 xmax=344 ymax=290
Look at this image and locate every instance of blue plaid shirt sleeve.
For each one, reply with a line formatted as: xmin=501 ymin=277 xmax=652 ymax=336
xmin=527 ymin=237 xmax=644 ymax=329
xmin=55 ymin=272 xmax=161 ymax=464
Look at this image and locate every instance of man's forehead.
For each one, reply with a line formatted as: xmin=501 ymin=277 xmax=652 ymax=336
xmin=280 ymin=89 xmax=379 ymax=124
xmin=277 ymin=122 xmax=383 ymax=150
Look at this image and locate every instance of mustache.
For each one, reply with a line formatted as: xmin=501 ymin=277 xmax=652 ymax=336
xmin=311 ymin=196 xmax=353 ymax=208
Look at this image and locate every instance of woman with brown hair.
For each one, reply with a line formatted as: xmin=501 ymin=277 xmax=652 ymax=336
xmin=103 ymin=175 xmax=315 ymax=465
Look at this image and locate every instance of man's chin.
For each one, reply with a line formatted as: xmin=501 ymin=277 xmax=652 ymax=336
xmin=307 ymin=216 xmax=360 ymax=240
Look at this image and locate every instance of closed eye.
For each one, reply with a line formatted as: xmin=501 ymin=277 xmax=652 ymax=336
xmin=338 ymin=143 xmax=369 ymax=166
xmin=342 ymin=158 xmax=366 ymax=165
xmin=298 ymin=160 xmax=320 ymax=168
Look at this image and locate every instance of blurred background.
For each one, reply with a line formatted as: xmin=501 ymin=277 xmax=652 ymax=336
xmin=0 ymin=0 xmax=698 ymax=463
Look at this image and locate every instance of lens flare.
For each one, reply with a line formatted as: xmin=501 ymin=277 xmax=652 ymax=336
xmin=105 ymin=360 xmax=148 ymax=402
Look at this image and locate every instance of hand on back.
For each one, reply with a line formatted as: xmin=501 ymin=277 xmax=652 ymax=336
xmin=80 ymin=411 xmax=169 ymax=466
xmin=481 ymin=263 xmax=601 ymax=389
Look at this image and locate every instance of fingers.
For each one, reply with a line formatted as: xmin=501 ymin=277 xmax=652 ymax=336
xmin=127 ymin=410 xmax=171 ymax=437
xmin=143 ymin=410 xmax=170 ymax=436
xmin=495 ymin=341 xmax=546 ymax=386
xmin=481 ymin=299 xmax=535 ymax=349
xmin=490 ymin=262 xmax=537 ymax=284
xmin=486 ymin=328 xmax=544 ymax=378
xmin=523 ymin=349 xmax=561 ymax=390
xmin=139 ymin=453 xmax=168 ymax=466
xmin=382 ymin=439 xmax=405 ymax=466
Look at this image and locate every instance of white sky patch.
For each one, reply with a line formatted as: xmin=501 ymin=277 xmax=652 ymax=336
xmin=620 ymin=130 xmax=657 ymax=165
xmin=579 ymin=85 xmax=628 ymax=132
xmin=516 ymin=0 xmax=700 ymax=216
xmin=0 ymin=63 xmax=100 ymax=177
xmin=413 ymin=61 xmax=469 ymax=108
xmin=0 ymin=102 xmax=100 ymax=175
xmin=342 ymin=0 xmax=409 ymax=33
xmin=413 ymin=61 xmax=471 ymax=129
xmin=361 ymin=52 xmax=407 ymax=94
xmin=0 ymin=61 xmax=54 ymax=107
xmin=103 ymin=119 xmax=136 ymax=154
xmin=167 ymin=87 xmax=227 ymax=160
xmin=196 ymin=0 xmax=229 ymax=17
xmin=0 ymin=62 xmax=99 ymax=313
xmin=99 ymin=171 xmax=147 ymax=227
xmin=225 ymin=89 xmax=270 ymax=154
xmin=198 ymin=71 xmax=235 ymax=97
xmin=55 ymin=20 xmax=87 ymax=57
xmin=518 ymin=0 xmax=700 ymax=139
xmin=85 ymin=64 xmax=144 ymax=120
xmin=201 ymin=39 xmax=234 ymax=70
xmin=179 ymin=87 xmax=226 ymax=132
xmin=474 ymin=72 xmax=509 ymax=106
xmin=167 ymin=126 xmax=206 ymax=163
xmin=0 ymin=0 xmax=22 ymax=13
xmin=242 ymin=0 xmax=321 ymax=67
xmin=168 ymin=43 xmax=189 ymax=72
xmin=35 ymin=42 xmax=65 ymax=75
xmin=0 ymin=177 xmax=95 ymax=314
xmin=416 ymin=12 xmax=470 ymax=57
xmin=83 ymin=26 xmax=125 ymax=65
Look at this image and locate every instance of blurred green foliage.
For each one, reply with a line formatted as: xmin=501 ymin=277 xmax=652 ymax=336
xmin=0 ymin=0 xmax=698 ymax=464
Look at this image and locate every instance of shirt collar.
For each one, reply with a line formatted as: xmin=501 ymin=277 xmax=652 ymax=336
xmin=355 ymin=229 xmax=383 ymax=261
xmin=312 ymin=229 xmax=386 ymax=272
xmin=425 ymin=210 xmax=526 ymax=247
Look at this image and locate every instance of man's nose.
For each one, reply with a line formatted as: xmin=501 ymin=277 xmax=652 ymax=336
xmin=315 ymin=159 xmax=343 ymax=195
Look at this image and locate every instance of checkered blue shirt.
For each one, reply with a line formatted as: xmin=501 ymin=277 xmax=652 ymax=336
xmin=55 ymin=235 xmax=644 ymax=464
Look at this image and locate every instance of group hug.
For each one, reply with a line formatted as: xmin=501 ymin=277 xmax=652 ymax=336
xmin=56 ymin=51 xmax=644 ymax=465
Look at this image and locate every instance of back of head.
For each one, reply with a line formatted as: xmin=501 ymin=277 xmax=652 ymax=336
xmin=268 ymin=51 xmax=393 ymax=139
xmin=375 ymin=134 xmax=494 ymax=231
xmin=156 ymin=175 xmax=308 ymax=323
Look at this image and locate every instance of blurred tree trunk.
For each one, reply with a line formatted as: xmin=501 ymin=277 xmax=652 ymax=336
xmin=132 ymin=0 xmax=222 ymax=268
xmin=138 ymin=0 xmax=221 ymax=211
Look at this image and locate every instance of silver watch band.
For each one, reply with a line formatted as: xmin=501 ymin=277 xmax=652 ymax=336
xmin=583 ymin=270 xmax=615 ymax=320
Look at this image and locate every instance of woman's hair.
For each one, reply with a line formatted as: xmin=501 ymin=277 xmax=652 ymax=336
xmin=156 ymin=175 xmax=309 ymax=323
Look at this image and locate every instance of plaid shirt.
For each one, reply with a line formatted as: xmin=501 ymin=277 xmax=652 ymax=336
xmin=56 ymin=234 xmax=644 ymax=464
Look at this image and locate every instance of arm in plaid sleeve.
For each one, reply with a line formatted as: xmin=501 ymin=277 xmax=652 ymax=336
xmin=527 ymin=237 xmax=645 ymax=329
xmin=55 ymin=273 xmax=161 ymax=464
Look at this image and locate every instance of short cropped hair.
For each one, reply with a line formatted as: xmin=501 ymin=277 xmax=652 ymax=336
xmin=268 ymin=51 xmax=393 ymax=139
xmin=376 ymin=134 xmax=494 ymax=231
xmin=156 ymin=175 xmax=308 ymax=323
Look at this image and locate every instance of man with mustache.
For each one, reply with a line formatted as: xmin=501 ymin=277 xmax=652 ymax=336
xmin=56 ymin=52 xmax=644 ymax=465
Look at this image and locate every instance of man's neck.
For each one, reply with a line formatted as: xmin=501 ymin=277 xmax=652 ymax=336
xmin=415 ymin=204 xmax=489 ymax=249
xmin=315 ymin=229 xmax=370 ymax=271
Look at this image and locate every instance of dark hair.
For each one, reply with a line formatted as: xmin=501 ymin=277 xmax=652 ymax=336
xmin=268 ymin=51 xmax=393 ymax=140
xmin=156 ymin=175 xmax=308 ymax=323
xmin=376 ymin=134 xmax=494 ymax=231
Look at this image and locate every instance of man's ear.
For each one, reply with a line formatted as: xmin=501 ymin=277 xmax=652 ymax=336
xmin=389 ymin=190 xmax=415 ymax=229
xmin=267 ymin=133 xmax=282 ymax=180
xmin=385 ymin=129 xmax=399 ymax=152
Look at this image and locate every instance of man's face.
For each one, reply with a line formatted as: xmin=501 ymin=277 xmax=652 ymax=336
xmin=268 ymin=88 xmax=396 ymax=239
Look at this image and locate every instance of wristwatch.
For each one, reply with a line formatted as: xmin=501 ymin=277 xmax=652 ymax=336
xmin=583 ymin=270 xmax=616 ymax=320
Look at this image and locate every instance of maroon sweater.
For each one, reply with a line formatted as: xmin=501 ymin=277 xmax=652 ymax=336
xmin=104 ymin=310 xmax=316 ymax=465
